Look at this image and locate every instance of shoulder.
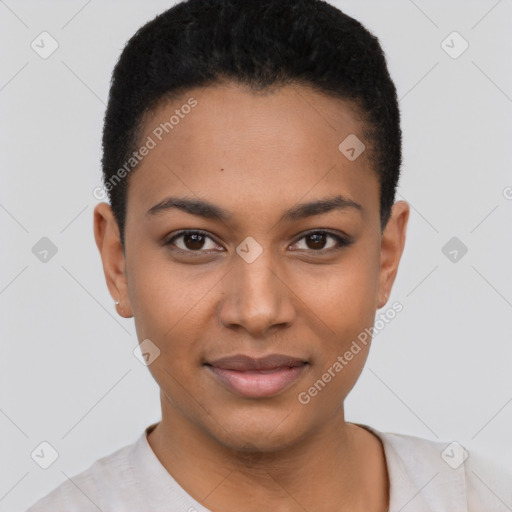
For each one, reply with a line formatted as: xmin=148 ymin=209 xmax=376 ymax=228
xmin=357 ymin=424 xmax=512 ymax=511
xmin=25 ymin=439 xmax=140 ymax=512
xmin=463 ymin=447 xmax=512 ymax=512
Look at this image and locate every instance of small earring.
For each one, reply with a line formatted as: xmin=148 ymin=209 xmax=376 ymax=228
xmin=115 ymin=300 xmax=120 ymax=305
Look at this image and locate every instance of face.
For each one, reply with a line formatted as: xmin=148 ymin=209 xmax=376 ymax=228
xmin=94 ymin=82 xmax=409 ymax=452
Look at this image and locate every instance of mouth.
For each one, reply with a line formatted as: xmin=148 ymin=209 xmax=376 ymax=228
xmin=204 ymin=354 xmax=309 ymax=398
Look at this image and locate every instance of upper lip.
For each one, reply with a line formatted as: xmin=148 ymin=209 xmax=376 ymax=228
xmin=206 ymin=354 xmax=308 ymax=371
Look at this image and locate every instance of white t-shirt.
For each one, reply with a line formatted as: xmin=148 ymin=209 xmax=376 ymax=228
xmin=26 ymin=422 xmax=512 ymax=512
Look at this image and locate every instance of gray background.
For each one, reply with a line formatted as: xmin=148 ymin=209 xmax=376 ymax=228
xmin=1 ymin=0 xmax=511 ymax=510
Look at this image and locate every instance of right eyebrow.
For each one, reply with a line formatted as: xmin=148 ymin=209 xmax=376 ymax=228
xmin=146 ymin=196 xmax=233 ymax=221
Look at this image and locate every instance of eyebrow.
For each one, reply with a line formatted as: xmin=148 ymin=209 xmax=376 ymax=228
xmin=146 ymin=194 xmax=363 ymax=222
xmin=280 ymin=194 xmax=363 ymax=222
xmin=146 ymin=196 xmax=233 ymax=220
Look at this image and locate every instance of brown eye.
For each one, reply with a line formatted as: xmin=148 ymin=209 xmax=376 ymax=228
xmin=290 ymin=230 xmax=353 ymax=252
xmin=165 ymin=230 xmax=222 ymax=253
xmin=182 ymin=232 xmax=207 ymax=250
xmin=305 ymin=232 xmax=328 ymax=250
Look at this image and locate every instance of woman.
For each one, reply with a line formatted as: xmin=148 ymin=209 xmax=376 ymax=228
xmin=27 ymin=0 xmax=511 ymax=510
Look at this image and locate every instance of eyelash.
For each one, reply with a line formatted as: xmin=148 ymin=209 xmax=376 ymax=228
xmin=164 ymin=229 xmax=353 ymax=255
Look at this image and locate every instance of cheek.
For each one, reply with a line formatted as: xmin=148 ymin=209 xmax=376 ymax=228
xmin=126 ymin=247 xmax=213 ymax=348
xmin=300 ymin=245 xmax=379 ymax=394
xmin=305 ymin=249 xmax=379 ymax=340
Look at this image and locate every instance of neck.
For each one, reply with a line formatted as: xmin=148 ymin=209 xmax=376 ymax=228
xmin=147 ymin=395 xmax=388 ymax=512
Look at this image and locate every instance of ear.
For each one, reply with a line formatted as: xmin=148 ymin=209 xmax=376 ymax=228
xmin=93 ymin=202 xmax=133 ymax=318
xmin=377 ymin=200 xmax=409 ymax=309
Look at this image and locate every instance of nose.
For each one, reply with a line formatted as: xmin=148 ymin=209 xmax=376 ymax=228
xmin=218 ymin=248 xmax=296 ymax=338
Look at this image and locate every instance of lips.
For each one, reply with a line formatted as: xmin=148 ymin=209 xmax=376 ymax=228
xmin=207 ymin=354 xmax=307 ymax=371
xmin=205 ymin=354 xmax=309 ymax=398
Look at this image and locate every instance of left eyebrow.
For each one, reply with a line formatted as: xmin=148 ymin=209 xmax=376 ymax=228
xmin=279 ymin=194 xmax=363 ymax=222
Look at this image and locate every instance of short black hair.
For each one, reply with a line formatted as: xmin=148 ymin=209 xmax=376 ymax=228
xmin=101 ymin=0 xmax=402 ymax=248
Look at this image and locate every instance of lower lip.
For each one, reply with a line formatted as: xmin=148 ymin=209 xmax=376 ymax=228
xmin=206 ymin=365 xmax=307 ymax=398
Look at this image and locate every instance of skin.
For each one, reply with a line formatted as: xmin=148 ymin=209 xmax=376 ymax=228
xmin=94 ymin=82 xmax=409 ymax=512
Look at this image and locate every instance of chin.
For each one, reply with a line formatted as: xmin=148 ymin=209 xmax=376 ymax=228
xmin=204 ymin=404 xmax=310 ymax=454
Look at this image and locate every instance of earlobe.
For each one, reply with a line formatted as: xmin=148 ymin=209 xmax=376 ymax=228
xmin=378 ymin=292 xmax=389 ymax=310
xmin=93 ymin=202 xmax=134 ymax=318
xmin=377 ymin=200 xmax=410 ymax=309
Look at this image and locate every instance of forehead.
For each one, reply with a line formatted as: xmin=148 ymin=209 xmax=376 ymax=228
xmin=127 ymin=82 xmax=378 ymax=222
